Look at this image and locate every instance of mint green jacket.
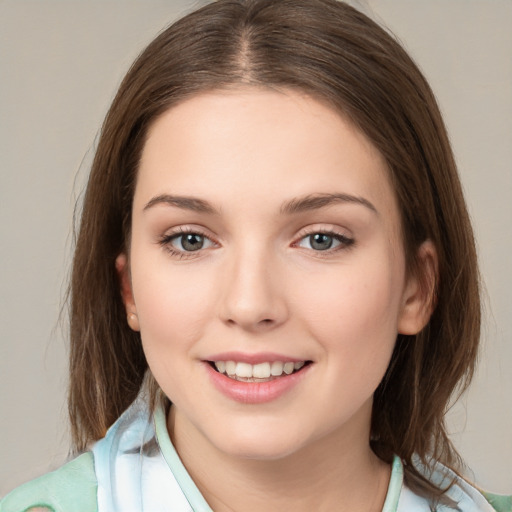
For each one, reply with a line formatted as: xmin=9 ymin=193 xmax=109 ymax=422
xmin=2 ymin=397 xmax=511 ymax=512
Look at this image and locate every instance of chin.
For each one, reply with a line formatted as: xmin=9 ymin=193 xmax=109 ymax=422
xmin=206 ymin=421 xmax=312 ymax=461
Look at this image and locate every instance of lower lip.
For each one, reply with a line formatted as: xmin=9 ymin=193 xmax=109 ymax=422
xmin=205 ymin=363 xmax=311 ymax=404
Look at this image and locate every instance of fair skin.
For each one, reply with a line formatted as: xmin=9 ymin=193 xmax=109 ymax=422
xmin=117 ymin=87 xmax=435 ymax=512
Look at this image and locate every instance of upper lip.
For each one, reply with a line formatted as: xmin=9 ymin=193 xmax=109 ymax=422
xmin=205 ymin=351 xmax=309 ymax=365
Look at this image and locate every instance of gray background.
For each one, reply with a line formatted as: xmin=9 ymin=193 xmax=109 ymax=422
xmin=1 ymin=0 xmax=511 ymax=496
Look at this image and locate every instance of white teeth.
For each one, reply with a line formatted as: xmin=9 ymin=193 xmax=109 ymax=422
xmin=253 ymin=362 xmax=271 ymax=379
xmin=270 ymin=361 xmax=284 ymax=376
xmin=235 ymin=362 xmax=253 ymax=378
xmin=225 ymin=360 xmax=236 ymax=376
xmin=213 ymin=360 xmax=307 ymax=379
xmin=283 ymin=362 xmax=294 ymax=375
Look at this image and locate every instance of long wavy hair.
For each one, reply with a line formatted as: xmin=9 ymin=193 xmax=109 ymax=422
xmin=69 ymin=0 xmax=480 ymax=501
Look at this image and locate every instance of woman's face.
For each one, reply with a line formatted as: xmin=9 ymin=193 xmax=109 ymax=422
xmin=119 ymin=88 xmax=429 ymax=460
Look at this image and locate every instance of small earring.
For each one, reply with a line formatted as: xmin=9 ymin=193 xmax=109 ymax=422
xmin=127 ymin=312 xmax=140 ymax=331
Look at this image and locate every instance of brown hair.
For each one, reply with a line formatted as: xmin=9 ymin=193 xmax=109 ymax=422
xmin=69 ymin=0 xmax=480 ymax=500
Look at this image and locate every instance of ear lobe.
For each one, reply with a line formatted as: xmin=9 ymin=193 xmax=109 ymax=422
xmin=115 ymin=253 xmax=140 ymax=332
xmin=398 ymin=240 xmax=438 ymax=335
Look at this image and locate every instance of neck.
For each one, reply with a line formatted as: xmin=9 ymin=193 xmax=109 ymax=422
xmin=168 ymin=406 xmax=391 ymax=512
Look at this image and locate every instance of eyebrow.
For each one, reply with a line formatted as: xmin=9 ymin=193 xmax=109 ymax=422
xmin=143 ymin=192 xmax=377 ymax=216
xmin=143 ymin=194 xmax=218 ymax=214
xmin=280 ymin=193 xmax=378 ymax=215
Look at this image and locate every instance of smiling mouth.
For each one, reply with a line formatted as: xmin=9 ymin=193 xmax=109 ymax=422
xmin=208 ymin=360 xmax=312 ymax=382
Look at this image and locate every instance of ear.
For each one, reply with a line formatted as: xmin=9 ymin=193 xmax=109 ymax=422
xmin=115 ymin=253 xmax=140 ymax=332
xmin=398 ymin=240 xmax=438 ymax=335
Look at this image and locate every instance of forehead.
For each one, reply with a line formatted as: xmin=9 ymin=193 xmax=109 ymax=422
xmin=136 ymin=87 xmax=398 ymax=225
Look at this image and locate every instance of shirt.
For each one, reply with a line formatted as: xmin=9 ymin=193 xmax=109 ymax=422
xmin=1 ymin=395 xmax=510 ymax=512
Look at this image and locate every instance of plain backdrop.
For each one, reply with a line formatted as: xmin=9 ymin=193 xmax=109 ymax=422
xmin=1 ymin=0 xmax=511 ymax=497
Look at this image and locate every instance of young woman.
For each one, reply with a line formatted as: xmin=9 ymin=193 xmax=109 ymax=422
xmin=1 ymin=0 xmax=510 ymax=511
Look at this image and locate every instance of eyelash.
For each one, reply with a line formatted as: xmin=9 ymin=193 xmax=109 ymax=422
xmin=158 ymin=227 xmax=355 ymax=259
xmin=158 ymin=227 xmax=216 ymax=260
xmin=292 ymin=228 xmax=355 ymax=256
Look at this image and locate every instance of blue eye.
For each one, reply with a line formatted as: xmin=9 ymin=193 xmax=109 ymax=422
xmin=297 ymin=232 xmax=353 ymax=251
xmin=309 ymin=233 xmax=335 ymax=251
xmin=170 ymin=233 xmax=214 ymax=252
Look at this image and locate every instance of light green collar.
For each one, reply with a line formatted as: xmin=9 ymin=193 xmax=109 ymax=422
xmin=154 ymin=404 xmax=214 ymax=512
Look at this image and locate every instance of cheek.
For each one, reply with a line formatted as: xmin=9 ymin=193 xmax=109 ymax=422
xmin=296 ymin=254 xmax=404 ymax=363
xmin=131 ymin=258 xmax=216 ymax=356
xmin=131 ymin=260 xmax=220 ymax=403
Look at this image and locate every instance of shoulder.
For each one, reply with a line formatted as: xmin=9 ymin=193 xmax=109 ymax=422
xmin=482 ymin=492 xmax=512 ymax=512
xmin=0 ymin=452 xmax=97 ymax=512
xmin=397 ymin=456 xmax=511 ymax=512
xmin=442 ymin=476 xmax=512 ymax=512
xmin=443 ymin=471 xmax=512 ymax=512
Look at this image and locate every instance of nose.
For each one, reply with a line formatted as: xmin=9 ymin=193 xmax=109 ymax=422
xmin=218 ymin=247 xmax=289 ymax=332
